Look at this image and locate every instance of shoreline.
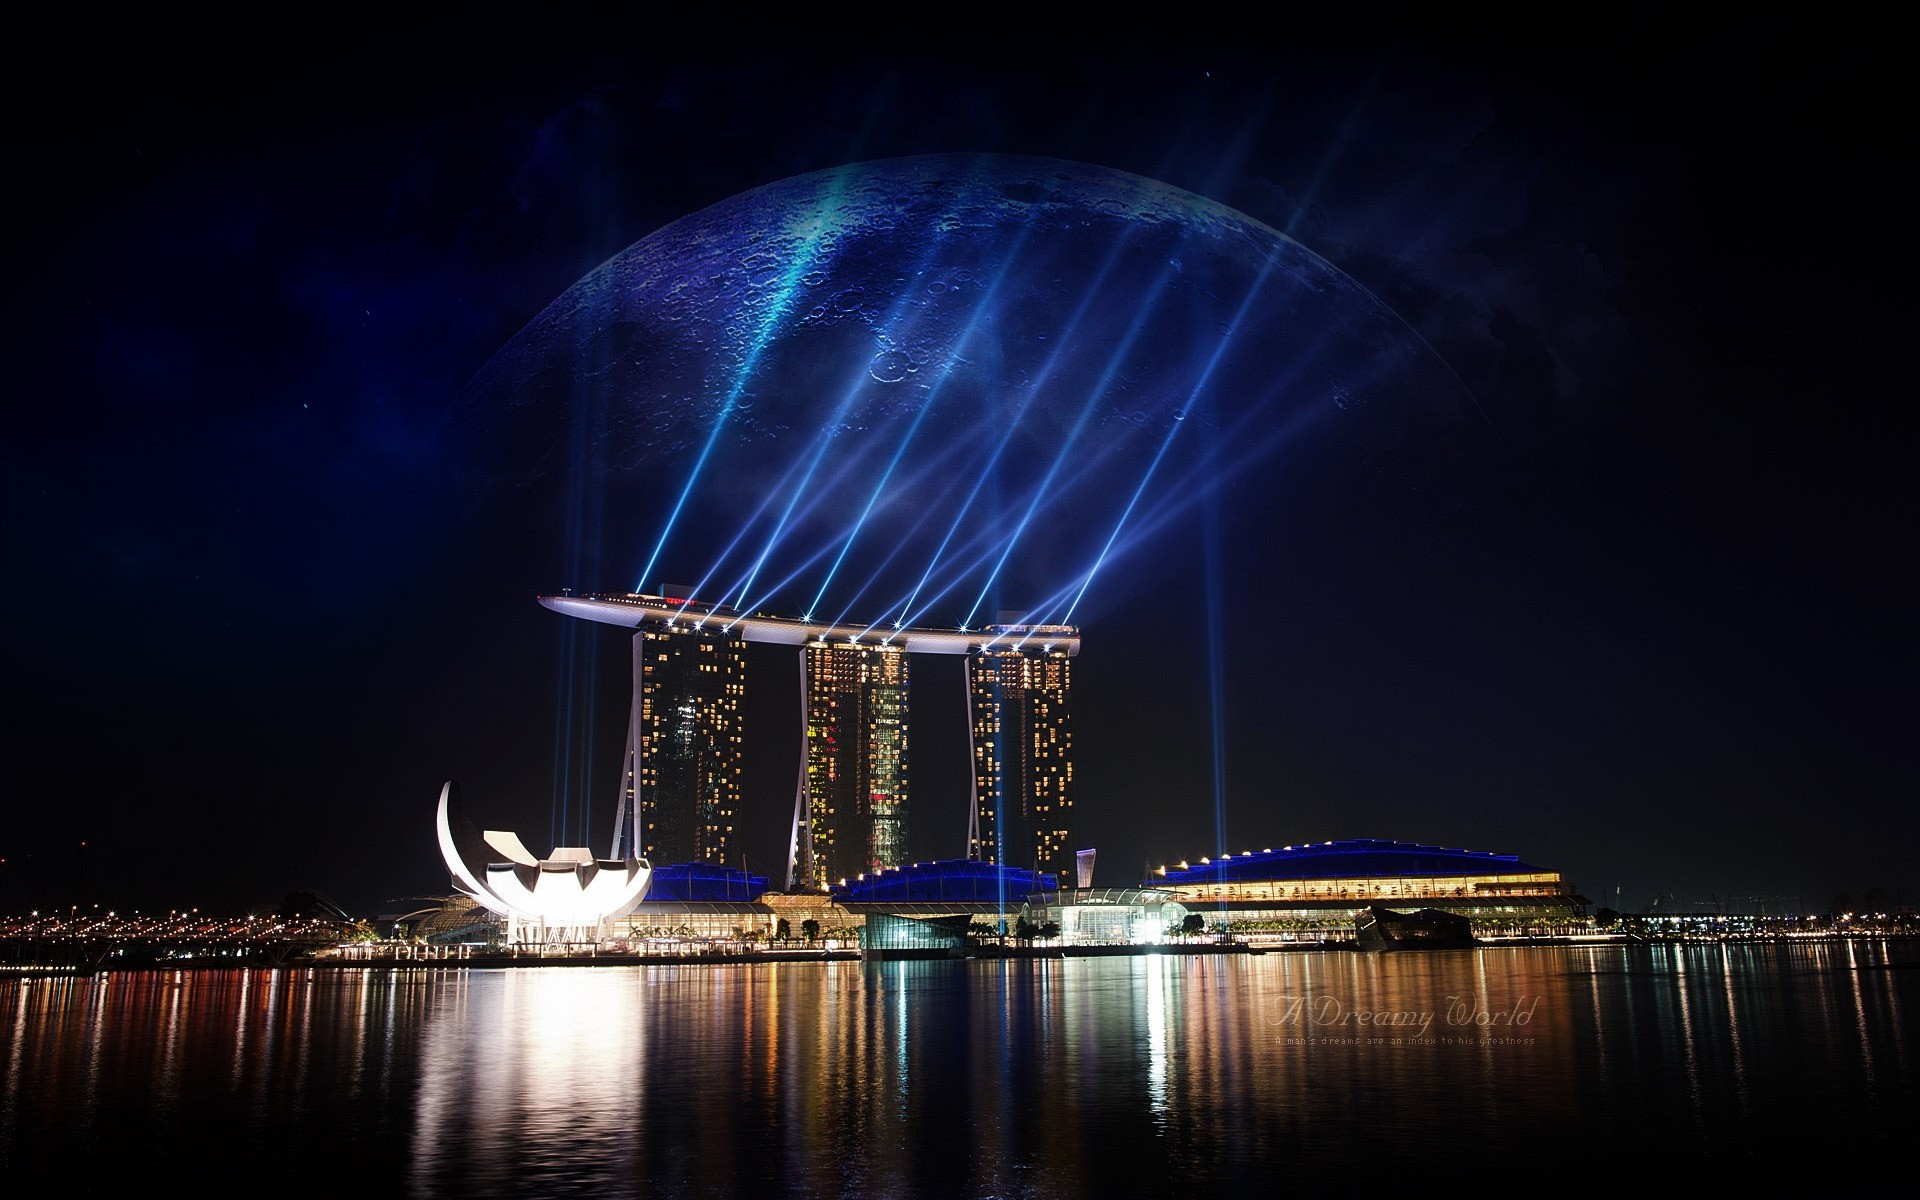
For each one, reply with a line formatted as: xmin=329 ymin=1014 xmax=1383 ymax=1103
xmin=3 ymin=940 xmax=1286 ymax=977
xmin=6 ymin=932 xmax=1916 ymax=978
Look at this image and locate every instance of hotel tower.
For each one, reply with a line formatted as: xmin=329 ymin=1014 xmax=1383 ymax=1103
xmin=967 ymin=621 xmax=1076 ymax=883
xmin=540 ymin=592 xmax=1078 ymax=889
xmin=608 ymin=589 xmax=745 ymax=865
xmin=797 ymin=641 xmax=909 ymax=889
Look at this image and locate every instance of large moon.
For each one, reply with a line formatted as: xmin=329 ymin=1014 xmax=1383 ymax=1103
xmin=465 ymin=153 xmax=1479 ymax=629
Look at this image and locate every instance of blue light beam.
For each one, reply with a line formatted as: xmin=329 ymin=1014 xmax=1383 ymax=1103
xmin=636 ymin=176 xmax=851 ymax=592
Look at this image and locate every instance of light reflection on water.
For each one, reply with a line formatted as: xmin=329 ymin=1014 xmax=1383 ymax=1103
xmin=1 ymin=942 xmax=1912 ymax=1195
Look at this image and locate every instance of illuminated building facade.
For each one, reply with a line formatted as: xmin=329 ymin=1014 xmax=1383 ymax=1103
xmin=1147 ymin=839 xmax=1587 ymax=934
xmin=833 ymin=859 xmax=1057 ymax=937
xmin=969 ymin=624 xmax=1076 ymax=884
xmin=609 ymin=598 xmax=745 ymax=865
xmin=799 ymin=641 xmax=909 ymax=888
xmin=539 ymin=593 xmax=1082 ymax=892
xmin=435 ymin=782 xmax=653 ymax=945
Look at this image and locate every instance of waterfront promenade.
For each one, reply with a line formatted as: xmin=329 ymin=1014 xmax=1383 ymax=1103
xmin=4 ymin=904 xmax=1912 ymax=977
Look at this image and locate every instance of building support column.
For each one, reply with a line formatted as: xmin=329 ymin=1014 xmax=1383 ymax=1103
xmin=786 ymin=646 xmax=815 ymax=890
xmin=610 ymin=629 xmax=645 ymax=860
xmin=965 ymin=656 xmax=980 ymax=860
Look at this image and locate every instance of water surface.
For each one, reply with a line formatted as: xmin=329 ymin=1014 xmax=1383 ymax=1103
xmin=4 ymin=941 xmax=1912 ymax=1196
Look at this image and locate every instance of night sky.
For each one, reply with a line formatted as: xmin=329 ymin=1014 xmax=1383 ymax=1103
xmin=4 ymin=14 xmax=1910 ymax=920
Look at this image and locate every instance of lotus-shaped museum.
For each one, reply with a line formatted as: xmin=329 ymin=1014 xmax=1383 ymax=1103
xmin=435 ymin=781 xmax=652 ymax=941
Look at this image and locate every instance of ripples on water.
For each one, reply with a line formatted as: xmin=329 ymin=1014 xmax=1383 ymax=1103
xmin=2 ymin=942 xmax=1912 ymax=1196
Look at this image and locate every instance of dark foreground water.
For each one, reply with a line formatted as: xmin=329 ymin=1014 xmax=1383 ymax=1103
xmin=3 ymin=941 xmax=1913 ymax=1196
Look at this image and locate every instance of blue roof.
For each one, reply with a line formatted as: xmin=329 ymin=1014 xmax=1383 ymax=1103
xmin=1150 ymin=839 xmax=1538 ymax=886
xmin=831 ymin=859 xmax=1059 ymax=904
xmin=645 ymin=863 xmax=770 ymax=902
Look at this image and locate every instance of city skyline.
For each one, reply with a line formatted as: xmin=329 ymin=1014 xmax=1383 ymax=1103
xmin=545 ymin=590 xmax=1084 ymax=895
xmin=4 ymin=16 xmax=1911 ymax=920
